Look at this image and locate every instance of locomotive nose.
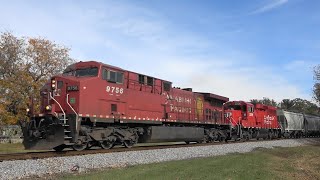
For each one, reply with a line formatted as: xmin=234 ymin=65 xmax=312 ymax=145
xmin=41 ymin=76 xmax=79 ymax=114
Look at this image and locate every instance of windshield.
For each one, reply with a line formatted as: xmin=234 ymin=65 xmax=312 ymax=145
xmin=224 ymin=105 xmax=242 ymax=110
xmin=63 ymin=67 xmax=98 ymax=77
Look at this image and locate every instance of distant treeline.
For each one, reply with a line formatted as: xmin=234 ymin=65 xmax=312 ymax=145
xmin=250 ymin=98 xmax=319 ymax=115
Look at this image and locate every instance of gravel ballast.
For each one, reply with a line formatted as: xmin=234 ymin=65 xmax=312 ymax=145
xmin=0 ymin=138 xmax=318 ymax=180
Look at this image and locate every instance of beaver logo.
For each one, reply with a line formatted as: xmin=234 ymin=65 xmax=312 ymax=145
xmin=196 ymin=96 xmax=203 ymax=119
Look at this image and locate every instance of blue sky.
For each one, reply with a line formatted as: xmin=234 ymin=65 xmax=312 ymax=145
xmin=0 ymin=0 xmax=319 ymax=102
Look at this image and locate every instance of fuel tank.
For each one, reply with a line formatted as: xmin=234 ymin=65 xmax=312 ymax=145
xmin=143 ymin=126 xmax=204 ymax=143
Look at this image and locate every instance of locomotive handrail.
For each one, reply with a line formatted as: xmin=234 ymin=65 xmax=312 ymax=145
xmin=38 ymin=119 xmax=45 ymax=128
xmin=66 ymin=94 xmax=79 ymax=132
xmin=49 ymin=92 xmax=66 ymax=124
xmin=28 ymin=119 xmax=37 ymax=129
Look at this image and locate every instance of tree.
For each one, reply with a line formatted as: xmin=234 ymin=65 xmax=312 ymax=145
xmin=250 ymin=97 xmax=278 ymax=107
xmin=289 ymin=98 xmax=319 ymax=115
xmin=0 ymin=32 xmax=74 ymax=124
xmin=313 ymin=65 xmax=320 ymax=105
xmin=251 ymin=97 xmax=319 ymax=115
xmin=250 ymin=99 xmax=259 ymax=106
xmin=279 ymin=99 xmax=294 ymax=110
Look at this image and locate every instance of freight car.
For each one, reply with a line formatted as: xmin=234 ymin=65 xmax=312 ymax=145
xmin=277 ymin=110 xmax=304 ymax=138
xmin=304 ymin=114 xmax=320 ymax=137
xmin=276 ymin=110 xmax=320 ymax=138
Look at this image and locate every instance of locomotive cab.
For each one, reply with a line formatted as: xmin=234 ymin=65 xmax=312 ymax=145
xmin=224 ymin=101 xmax=253 ymax=126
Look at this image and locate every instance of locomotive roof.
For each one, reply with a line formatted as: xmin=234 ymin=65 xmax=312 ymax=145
xmin=225 ymin=101 xmax=277 ymax=110
xmin=77 ymin=61 xmax=125 ymax=71
xmin=225 ymin=101 xmax=252 ymax=105
xmin=197 ymin=92 xmax=229 ymax=102
xmin=72 ymin=61 xmax=171 ymax=82
xmin=70 ymin=61 xmax=231 ymax=99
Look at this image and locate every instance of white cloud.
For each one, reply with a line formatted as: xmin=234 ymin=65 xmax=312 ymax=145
xmin=146 ymin=57 xmax=308 ymax=102
xmin=284 ymin=60 xmax=305 ymax=70
xmin=183 ymin=65 xmax=306 ymax=101
xmin=250 ymin=0 xmax=288 ymax=15
xmin=284 ymin=60 xmax=316 ymax=73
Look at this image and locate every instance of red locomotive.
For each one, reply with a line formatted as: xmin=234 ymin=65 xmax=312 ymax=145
xmin=224 ymin=101 xmax=281 ymax=140
xmin=20 ymin=61 xmax=281 ymax=151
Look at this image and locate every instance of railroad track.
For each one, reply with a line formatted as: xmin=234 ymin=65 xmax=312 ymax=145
xmin=0 ymin=139 xmax=282 ymax=162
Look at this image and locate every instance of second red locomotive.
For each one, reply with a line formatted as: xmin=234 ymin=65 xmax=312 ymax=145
xmin=224 ymin=101 xmax=280 ymax=140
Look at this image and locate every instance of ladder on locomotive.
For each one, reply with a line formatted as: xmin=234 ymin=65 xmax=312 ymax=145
xmin=49 ymin=92 xmax=72 ymax=141
xmin=60 ymin=116 xmax=73 ymax=142
xmin=50 ymin=92 xmax=77 ymax=143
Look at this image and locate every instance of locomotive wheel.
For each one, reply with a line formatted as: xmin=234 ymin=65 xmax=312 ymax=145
xmin=218 ymin=131 xmax=226 ymax=142
xmin=86 ymin=141 xmax=95 ymax=150
xmin=123 ymin=140 xmax=135 ymax=148
xmin=268 ymin=132 xmax=272 ymax=140
xmin=73 ymin=141 xmax=88 ymax=151
xmin=53 ymin=145 xmax=65 ymax=152
xmin=100 ymin=140 xmax=114 ymax=149
xmin=242 ymin=133 xmax=249 ymax=141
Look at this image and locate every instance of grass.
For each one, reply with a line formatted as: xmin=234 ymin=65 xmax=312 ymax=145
xmin=0 ymin=143 xmax=44 ymax=154
xmin=60 ymin=145 xmax=320 ymax=180
xmin=0 ymin=143 xmax=27 ymax=154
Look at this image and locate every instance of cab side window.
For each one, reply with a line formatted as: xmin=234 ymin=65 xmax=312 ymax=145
xmin=138 ymin=74 xmax=154 ymax=86
xmin=138 ymin=74 xmax=145 ymax=84
xmin=163 ymin=81 xmax=171 ymax=91
xmin=103 ymin=69 xmax=124 ymax=84
xmin=147 ymin=76 xmax=154 ymax=86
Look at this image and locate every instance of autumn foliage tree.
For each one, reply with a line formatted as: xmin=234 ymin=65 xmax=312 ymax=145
xmin=0 ymin=32 xmax=74 ymax=124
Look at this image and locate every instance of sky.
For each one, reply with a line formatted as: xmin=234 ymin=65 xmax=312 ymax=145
xmin=0 ymin=0 xmax=319 ymax=102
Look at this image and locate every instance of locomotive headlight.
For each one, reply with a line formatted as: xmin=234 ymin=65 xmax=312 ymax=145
xmin=45 ymin=105 xmax=52 ymax=111
xmin=51 ymin=79 xmax=56 ymax=90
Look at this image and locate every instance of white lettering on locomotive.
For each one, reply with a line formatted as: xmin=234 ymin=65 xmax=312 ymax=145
xmin=165 ymin=94 xmax=192 ymax=104
xmin=106 ymin=86 xmax=124 ymax=94
xmin=264 ymin=115 xmax=275 ymax=125
xmin=169 ymin=104 xmax=192 ymax=114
